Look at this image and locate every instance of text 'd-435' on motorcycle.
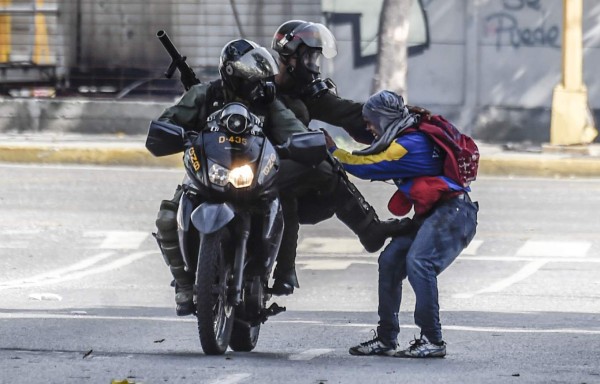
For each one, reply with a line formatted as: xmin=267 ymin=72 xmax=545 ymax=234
xmin=146 ymin=102 xmax=326 ymax=355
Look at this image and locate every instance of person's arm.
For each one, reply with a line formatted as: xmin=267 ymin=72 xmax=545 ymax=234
xmin=303 ymin=91 xmax=373 ymax=145
xmin=158 ymin=84 xmax=210 ymax=132
xmin=330 ymin=133 xmax=442 ymax=180
xmin=264 ymin=99 xmax=310 ymax=145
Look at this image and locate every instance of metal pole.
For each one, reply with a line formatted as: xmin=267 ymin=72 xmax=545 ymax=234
xmin=549 ymin=0 xmax=597 ymax=146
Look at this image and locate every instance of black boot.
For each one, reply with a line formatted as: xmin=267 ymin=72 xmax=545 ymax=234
xmin=272 ymin=195 xmax=300 ymax=296
xmin=155 ymin=193 xmax=195 ymax=316
xmin=358 ymin=217 xmax=415 ymax=252
xmin=272 ymin=265 xmax=299 ymax=296
xmin=158 ymin=238 xmax=195 ymax=316
xmin=174 ymin=281 xmax=194 ymax=316
xmin=333 ymin=176 xmax=414 ymax=252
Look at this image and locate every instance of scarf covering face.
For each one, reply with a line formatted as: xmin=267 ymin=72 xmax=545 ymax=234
xmin=353 ymin=90 xmax=417 ymax=156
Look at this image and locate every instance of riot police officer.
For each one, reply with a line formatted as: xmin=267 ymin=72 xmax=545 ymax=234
xmin=268 ymin=20 xmax=408 ymax=295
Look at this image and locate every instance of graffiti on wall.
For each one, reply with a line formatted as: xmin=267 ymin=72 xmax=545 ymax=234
xmin=484 ymin=0 xmax=560 ymax=50
xmin=322 ymin=0 xmax=429 ymax=68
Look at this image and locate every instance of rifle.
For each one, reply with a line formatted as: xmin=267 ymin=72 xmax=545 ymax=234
xmin=157 ymin=30 xmax=201 ymax=91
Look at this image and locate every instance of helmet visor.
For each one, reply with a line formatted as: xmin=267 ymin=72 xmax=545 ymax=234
xmin=292 ymin=23 xmax=337 ymax=58
xmin=229 ymin=47 xmax=279 ymax=81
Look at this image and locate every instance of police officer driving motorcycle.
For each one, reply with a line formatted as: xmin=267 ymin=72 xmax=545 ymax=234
xmin=152 ymin=32 xmax=410 ymax=316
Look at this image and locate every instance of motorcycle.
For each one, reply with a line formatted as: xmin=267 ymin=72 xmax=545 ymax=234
xmin=146 ymin=102 xmax=327 ymax=355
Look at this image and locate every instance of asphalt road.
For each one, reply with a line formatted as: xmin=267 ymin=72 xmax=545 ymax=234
xmin=1 ymin=163 xmax=600 ymax=384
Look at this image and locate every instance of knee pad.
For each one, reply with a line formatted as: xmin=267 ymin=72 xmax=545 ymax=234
xmin=155 ymin=200 xmax=178 ymax=242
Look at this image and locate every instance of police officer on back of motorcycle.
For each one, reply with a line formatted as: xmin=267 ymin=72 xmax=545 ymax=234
xmin=267 ymin=20 xmax=409 ymax=295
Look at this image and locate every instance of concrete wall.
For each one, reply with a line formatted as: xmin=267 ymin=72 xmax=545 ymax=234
xmin=1 ymin=0 xmax=599 ymax=144
xmin=329 ymin=0 xmax=600 ymax=143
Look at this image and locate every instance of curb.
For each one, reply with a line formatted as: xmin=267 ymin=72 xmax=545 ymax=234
xmin=0 ymin=143 xmax=181 ymax=168
xmin=479 ymin=156 xmax=600 ymax=177
xmin=2 ymin=142 xmax=600 ymax=177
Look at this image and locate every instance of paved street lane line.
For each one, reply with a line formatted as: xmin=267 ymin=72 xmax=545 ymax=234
xmin=298 ymin=237 xmax=365 ymax=254
xmin=208 ymin=373 xmax=251 ymax=384
xmin=288 ymin=348 xmax=334 ymax=361
xmin=0 ymin=251 xmax=156 ymax=289
xmin=1 ymin=313 xmax=599 ymax=335
xmin=84 ymin=231 xmax=149 ymax=249
xmin=516 ymin=240 xmax=591 ymax=257
xmin=453 ymin=260 xmax=547 ymax=299
xmin=0 ymin=229 xmax=43 ymax=249
xmin=460 ymin=239 xmax=483 ymax=255
xmin=0 ymin=252 xmax=115 ymax=290
xmin=300 ymin=260 xmax=355 ymax=270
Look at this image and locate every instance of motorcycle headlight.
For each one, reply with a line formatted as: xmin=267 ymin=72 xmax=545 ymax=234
xmin=208 ymin=163 xmax=254 ymax=188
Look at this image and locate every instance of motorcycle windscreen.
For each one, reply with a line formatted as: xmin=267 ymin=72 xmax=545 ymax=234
xmin=201 ymin=131 xmax=264 ymax=169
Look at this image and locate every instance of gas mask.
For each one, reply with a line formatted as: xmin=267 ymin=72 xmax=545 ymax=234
xmin=287 ymin=48 xmax=335 ymax=98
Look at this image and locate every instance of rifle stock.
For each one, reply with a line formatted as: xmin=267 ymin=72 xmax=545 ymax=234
xmin=157 ymin=30 xmax=200 ymax=91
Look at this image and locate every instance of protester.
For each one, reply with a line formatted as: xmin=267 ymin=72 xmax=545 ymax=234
xmin=325 ymin=90 xmax=479 ymax=358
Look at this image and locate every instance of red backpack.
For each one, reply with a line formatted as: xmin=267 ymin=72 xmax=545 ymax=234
xmin=407 ymin=108 xmax=480 ymax=187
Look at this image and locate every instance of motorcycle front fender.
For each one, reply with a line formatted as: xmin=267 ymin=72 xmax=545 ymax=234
xmin=191 ymin=202 xmax=235 ymax=234
xmin=177 ymin=192 xmax=195 ymax=269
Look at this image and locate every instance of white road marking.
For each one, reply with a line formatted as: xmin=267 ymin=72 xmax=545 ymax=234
xmin=84 ymin=231 xmax=149 ymax=249
xmin=208 ymin=373 xmax=251 ymax=384
xmin=460 ymin=239 xmax=483 ymax=256
xmin=0 ymin=251 xmax=156 ymax=289
xmin=0 ymin=163 xmax=182 ymax=173
xmin=0 ymin=229 xmax=42 ymax=235
xmin=0 ymin=229 xmax=43 ymax=249
xmin=458 ymin=255 xmax=600 ymax=263
xmin=516 ymin=240 xmax=591 ymax=258
xmin=299 ymin=260 xmax=356 ymax=270
xmin=0 ymin=252 xmax=115 ymax=290
xmin=298 ymin=237 xmax=365 ymax=254
xmin=1 ymin=313 xmax=599 ymax=335
xmin=288 ymin=348 xmax=334 ymax=361
xmin=28 ymin=293 xmax=62 ymax=301
xmin=453 ymin=260 xmax=547 ymax=299
xmin=297 ymin=237 xmax=482 ymax=256
xmin=0 ymin=241 xmax=29 ymax=249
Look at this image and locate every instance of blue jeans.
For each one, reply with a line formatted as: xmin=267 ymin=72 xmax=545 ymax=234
xmin=376 ymin=195 xmax=478 ymax=346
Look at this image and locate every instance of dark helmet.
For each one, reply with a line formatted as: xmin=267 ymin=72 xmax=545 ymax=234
xmin=271 ymin=21 xmax=338 ymax=97
xmin=271 ymin=20 xmax=337 ymax=60
xmin=219 ymin=39 xmax=279 ymax=105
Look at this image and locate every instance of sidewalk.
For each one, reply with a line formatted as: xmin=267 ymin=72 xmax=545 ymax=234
xmin=2 ymin=132 xmax=600 ymax=177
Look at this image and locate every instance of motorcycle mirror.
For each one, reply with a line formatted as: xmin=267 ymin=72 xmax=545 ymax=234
xmin=146 ymin=120 xmax=189 ymax=156
xmin=276 ymin=131 xmax=327 ymax=167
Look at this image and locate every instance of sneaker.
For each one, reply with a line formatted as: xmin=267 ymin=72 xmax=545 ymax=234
xmin=395 ymin=336 xmax=446 ymax=358
xmin=349 ymin=332 xmax=398 ymax=356
xmin=175 ymin=286 xmax=194 ymax=316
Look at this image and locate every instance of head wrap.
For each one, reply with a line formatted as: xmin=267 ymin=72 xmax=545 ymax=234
xmin=353 ymin=90 xmax=417 ymax=156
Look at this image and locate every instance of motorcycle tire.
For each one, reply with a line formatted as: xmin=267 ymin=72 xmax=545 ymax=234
xmin=196 ymin=227 xmax=235 ymax=355
xmin=229 ymin=320 xmax=260 ymax=352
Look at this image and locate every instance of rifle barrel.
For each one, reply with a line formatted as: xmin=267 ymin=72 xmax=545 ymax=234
xmin=157 ymin=30 xmax=181 ymax=60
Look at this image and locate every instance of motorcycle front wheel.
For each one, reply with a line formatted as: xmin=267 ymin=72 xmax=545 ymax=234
xmin=196 ymin=228 xmax=235 ymax=355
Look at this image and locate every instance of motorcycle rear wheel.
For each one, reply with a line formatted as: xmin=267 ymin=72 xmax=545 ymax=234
xmin=229 ymin=321 xmax=260 ymax=352
xmin=196 ymin=228 xmax=235 ymax=355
